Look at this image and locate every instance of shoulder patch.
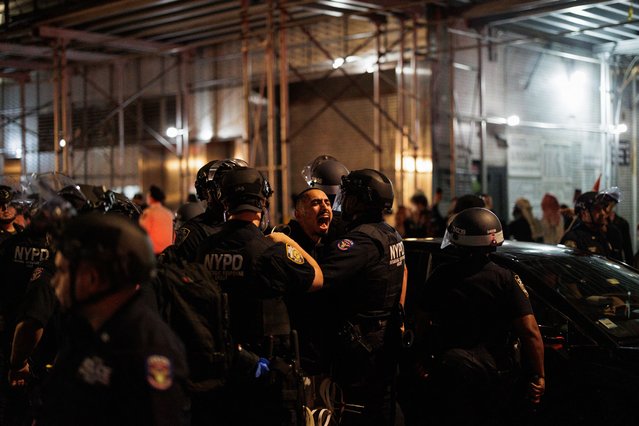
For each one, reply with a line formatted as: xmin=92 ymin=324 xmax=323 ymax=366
xmin=337 ymin=239 xmax=355 ymax=251
xmin=514 ymin=274 xmax=529 ymax=299
xmin=30 ymin=267 xmax=43 ymax=282
xmin=174 ymin=227 xmax=191 ymax=246
xmin=286 ymin=243 xmax=305 ymax=264
xmin=146 ymin=355 xmax=173 ymax=390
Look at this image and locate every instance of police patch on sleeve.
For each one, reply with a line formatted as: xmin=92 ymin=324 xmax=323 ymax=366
xmin=173 ymin=227 xmax=191 ymax=246
xmin=146 ymin=355 xmax=173 ymax=390
xmin=337 ymin=239 xmax=354 ymax=251
xmin=30 ymin=267 xmax=43 ymax=282
xmin=286 ymin=243 xmax=305 ymax=264
xmin=514 ymin=274 xmax=529 ymax=299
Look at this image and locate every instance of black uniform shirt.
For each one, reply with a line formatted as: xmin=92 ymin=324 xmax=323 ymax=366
xmin=169 ymin=209 xmax=222 ymax=262
xmin=38 ymin=293 xmax=189 ymax=426
xmin=0 ymin=223 xmax=23 ymax=246
xmin=0 ymin=229 xmax=52 ymax=334
xmin=561 ymin=221 xmax=617 ymax=260
xmin=420 ymin=255 xmax=532 ymax=351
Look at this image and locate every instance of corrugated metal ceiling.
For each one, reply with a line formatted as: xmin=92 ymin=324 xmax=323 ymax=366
xmin=0 ymin=0 xmax=636 ymax=77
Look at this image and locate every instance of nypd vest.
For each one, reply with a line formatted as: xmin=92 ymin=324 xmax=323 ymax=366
xmin=200 ymin=221 xmax=290 ymax=350
xmin=342 ymin=222 xmax=405 ymax=321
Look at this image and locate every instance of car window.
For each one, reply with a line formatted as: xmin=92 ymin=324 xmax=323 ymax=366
xmin=512 ymin=254 xmax=639 ymax=342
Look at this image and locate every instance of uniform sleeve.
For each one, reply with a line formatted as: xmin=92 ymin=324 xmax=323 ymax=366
xmin=319 ymin=233 xmax=378 ymax=289
xmin=506 ymin=273 xmax=534 ymax=319
xmin=143 ymin=328 xmax=191 ymax=425
xmin=256 ymin=242 xmax=315 ymax=295
xmin=17 ymin=266 xmax=58 ymax=327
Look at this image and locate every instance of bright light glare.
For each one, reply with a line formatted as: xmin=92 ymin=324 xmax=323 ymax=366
xmin=59 ymin=139 xmax=66 ymax=148
xmin=166 ymin=127 xmax=179 ymax=138
xmin=397 ymin=156 xmax=433 ymax=173
xmin=332 ymin=57 xmax=345 ymax=69
xmin=570 ymin=71 xmax=586 ymax=85
xmin=612 ymin=123 xmax=628 ymax=134
xmin=507 ymin=115 xmax=520 ymax=126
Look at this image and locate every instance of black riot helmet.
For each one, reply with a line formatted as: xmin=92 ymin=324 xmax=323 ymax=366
xmin=0 ymin=184 xmax=14 ymax=206
xmin=219 ymin=166 xmax=273 ymax=215
xmin=57 ymin=213 xmax=155 ymax=306
xmin=302 ymin=155 xmax=349 ymax=204
xmin=108 ymin=192 xmax=142 ymax=222
xmin=195 ymin=160 xmax=218 ymax=201
xmin=574 ymin=191 xmax=599 ymax=215
xmin=442 ymin=207 xmax=504 ymax=251
xmin=334 ymin=168 xmax=394 ymax=221
xmin=195 ymin=159 xmax=249 ymax=212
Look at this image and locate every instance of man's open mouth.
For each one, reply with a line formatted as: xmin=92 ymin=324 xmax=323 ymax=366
xmin=317 ymin=213 xmax=330 ymax=229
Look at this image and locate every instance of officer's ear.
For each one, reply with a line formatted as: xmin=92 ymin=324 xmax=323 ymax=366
xmin=76 ymin=261 xmax=108 ymax=292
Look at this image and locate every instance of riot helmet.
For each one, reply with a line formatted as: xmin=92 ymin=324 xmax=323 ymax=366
xmin=595 ymin=186 xmax=622 ymax=206
xmin=108 ymin=192 xmax=142 ymax=222
xmin=195 ymin=160 xmax=218 ymax=201
xmin=219 ymin=167 xmax=272 ymax=214
xmin=195 ymin=159 xmax=249 ymax=212
xmin=56 ymin=213 xmax=155 ymax=307
xmin=302 ymin=155 xmax=349 ymax=205
xmin=574 ymin=191 xmax=599 ymax=215
xmin=27 ymin=173 xmax=79 ymax=237
xmin=334 ymin=168 xmax=393 ymax=221
xmin=441 ymin=207 xmax=504 ymax=250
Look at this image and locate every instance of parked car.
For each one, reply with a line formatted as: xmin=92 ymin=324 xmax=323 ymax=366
xmin=400 ymin=238 xmax=639 ymax=426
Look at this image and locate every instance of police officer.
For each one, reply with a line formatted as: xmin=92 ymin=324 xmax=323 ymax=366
xmin=165 ymin=158 xmax=247 ymax=262
xmin=0 ymin=184 xmax=23 ymax=245
xmin=37 ymin=213 xmax=189 ymax=426
xmin=596 ymin=187 xmax=633 ymax=263
xmin=561 ymin=191 xmax=621 ymax=260
xmin=314 ymin=169 xmax=406 ymax=426
xmin=419 ymin=208 xmax=545 ymax=425
xmin=196 ymin=166 xmax=322 ymax=425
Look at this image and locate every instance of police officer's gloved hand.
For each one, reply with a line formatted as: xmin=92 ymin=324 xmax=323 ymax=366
xmin=255 ymin=357 xmax=271 ymax=378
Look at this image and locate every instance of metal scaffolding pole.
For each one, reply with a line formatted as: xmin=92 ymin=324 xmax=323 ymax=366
xmin=60 ymin=43 xmax=69 ymax=175
xmin=412 ymin=15 xmax=419 ymax=194
xmin=52 ymin=43 xmax=60 ymax=173
xmin=448 ymin=31 xmax=456 ymax=197
xmin=373 ymin=22 xmax=381 ymax=170
xmin=117 ymin=61 xmax=125 ymax=188
xmin=478 ymin=34 xmax=487 ymax=194
xmin=181 ymin=51 xmax=192 ymax=201
xmin=242 ymin=0 xmax=251 ymax=162
xmin=19 ymin=78 xmax=26 ymax=175
xmin=633 ymin=77 xmax=637 ymax=253
xmin=266 ymin=0 xmax=278 ymax=221
xmin=176 ymin=54 xmax=185 ymax=203
xmin=397 ymin=18 xmax=406 ymax=204
xmin=279 ymin=1 xmax=290 ymax=222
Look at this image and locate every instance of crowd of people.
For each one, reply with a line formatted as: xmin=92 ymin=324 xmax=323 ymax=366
xmin=7 ymin=156 xmax=636 ymax=425
xmin=394 ymin=186 xmax=636 ymax=266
